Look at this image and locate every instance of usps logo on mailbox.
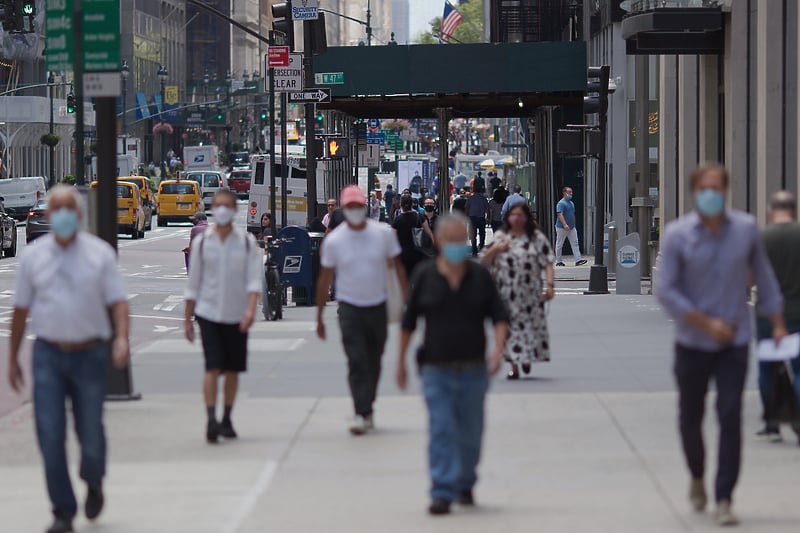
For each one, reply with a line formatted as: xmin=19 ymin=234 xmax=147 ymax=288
xmin=283 ymin=255 xmax=303 ymax=274
xmin=194 ymin=154 xmax=205 ymax=163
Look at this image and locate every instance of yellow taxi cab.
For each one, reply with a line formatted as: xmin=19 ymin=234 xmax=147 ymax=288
xmin=157 ymin=179 xmax=202 ymax=226
xmin=118 ymin=175 xmax=156 ymax=224
xmin=90 ymin=180 xmax=146 ymax=239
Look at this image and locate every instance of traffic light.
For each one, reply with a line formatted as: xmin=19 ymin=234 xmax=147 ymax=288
xmin=271 ymin=1 xmax=294 ymax=50
xmin=316 ymin=112 xmax=323 ymax=122
xmin=327 ymin=138 xmax=348 ymax=159
xmin=260 ymin=108 xmax=267 ymax=121
xmin=66 ymin=91 xmax=75 ymax=114
xmin=584 ymin=66 xmax=610 ymax=115
xmin=216 ymin=111 xmax=224 ymax=121
xmin=0 ymin=0 xmax=34 ymax=33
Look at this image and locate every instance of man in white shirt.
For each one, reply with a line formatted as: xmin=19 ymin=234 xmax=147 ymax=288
xmin=185 ymin=190 xmax=262 ymax=443
xmin=316 ymin=185 xmax=409 ymax=435
xmin=8 ymin=186 xmax=130 ymax=533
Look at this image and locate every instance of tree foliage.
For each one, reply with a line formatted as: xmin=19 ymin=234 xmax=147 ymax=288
xmin=414 ymin=0 xmax=484 ymax=45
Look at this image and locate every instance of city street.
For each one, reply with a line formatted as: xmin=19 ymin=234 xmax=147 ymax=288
xmin=0 ymin=211 xmax=799 ymax=532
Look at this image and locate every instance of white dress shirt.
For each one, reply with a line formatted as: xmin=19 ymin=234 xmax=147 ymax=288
xmin=185 ymin=226 xmax=262 ymax=324
xmin=13 ymin=232 xmax=127 ymax=342
xmin=320 ymin=219 xmax=401 ymax=307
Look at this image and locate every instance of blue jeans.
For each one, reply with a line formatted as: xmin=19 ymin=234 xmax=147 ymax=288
xmin=33 ymin=340 xmax=109 ymax=518
xmin=422 ymin=365 xmax=488 ymax=501
xmin=756 ymin=319 xmax=800 ymax=427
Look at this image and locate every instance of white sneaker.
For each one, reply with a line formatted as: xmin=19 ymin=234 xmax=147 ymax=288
xmin=349 ymin=415 xmax=373 ymax=436
xmin=715 ymin=500 xmax=739 ymax=526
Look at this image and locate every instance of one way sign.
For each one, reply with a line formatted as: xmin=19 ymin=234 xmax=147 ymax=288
xmin=288 ymin=88 xmax=331 ymax=104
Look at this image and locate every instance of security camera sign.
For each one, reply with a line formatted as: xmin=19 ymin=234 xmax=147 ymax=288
xmin=292 ymin=0 xmax=319 ymax=20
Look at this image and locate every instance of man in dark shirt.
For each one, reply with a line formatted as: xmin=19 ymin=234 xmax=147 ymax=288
xmin=465 ymin=190 xmax=489 ymax=256
xmin=397 ymin=214 xmax=509 ymax=516
xmin=757 ymin=190 xmax=800 ymax=443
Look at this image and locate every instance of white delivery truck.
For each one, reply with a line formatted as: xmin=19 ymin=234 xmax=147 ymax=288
xmin=183 ymin=145 xmax=220 ymax=171
xmin=91 ymin=153 xmax=140 ymax=179
xmin=246 ymin=153 xmax=307 ymax=233
xmin=0 ymin=176 xmax=47 ymax=219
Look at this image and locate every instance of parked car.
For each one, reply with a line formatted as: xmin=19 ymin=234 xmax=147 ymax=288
xmin=25 ymin=199 xmax=49 ymax=243
xmin=228 ymin=169 xmax=252 ymax=198
xmin=0 ymin=176 xmax=47 ymax=220
xmin=0 ymin=201 xmax=18 ymax=256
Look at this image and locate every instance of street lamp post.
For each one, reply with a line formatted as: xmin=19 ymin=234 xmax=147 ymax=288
xmin=121 ymin=59 xmax=129 ymax=155
xmin=48 ymin=71 xmax=55 ymax=188
xmin=242 ymin=70 xmax=249 ymax=150
xmin=158 ymin=64 xmax=168 ymax=176
xmin=253 ymin=70 xmax=262 ymax=150
xmin=225 ymin=70 xmax=232 ymax=156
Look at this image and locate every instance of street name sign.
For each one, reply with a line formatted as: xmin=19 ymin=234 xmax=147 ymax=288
xmin=268 ymin=46 xmax=290 ymax=68
xmin=288 ymin=88 xmax=331 ymax=104
xmin=45 ymin=0 xmax=74 ymax=72
xmin=272 ymin=52 xmax=303 ymax=92
xmin=46 ymin=0 xmax=120 ymax=74
xmin=83 ymin=0 xmax=121 ymax=71
xmin=314 ymin=72 xmax=344 ymax=85
xmin=291 ymin=0 xmax=319 ymax=20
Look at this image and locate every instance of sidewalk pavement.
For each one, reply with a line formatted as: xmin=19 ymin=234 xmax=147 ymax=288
xmin=1 ymin=296 xmax=799 ymax=532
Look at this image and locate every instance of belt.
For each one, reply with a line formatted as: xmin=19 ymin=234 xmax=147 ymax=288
xmin=41 ymin=338 xmax=102 ymax=353
xmin=425 ymin=360 xmax=486 ymax=372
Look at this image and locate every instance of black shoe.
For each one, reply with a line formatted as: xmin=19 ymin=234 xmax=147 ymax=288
xmin=521 ymin=363 xmax=532 ymax=375
xmin=428 ymin=498 xmax=451 ymax=515
xmin=506 ymin=369 xmax=519 ymax=380
xmin=575 ymin=259 xmax=588 ymax=266
xmin=46 ymin=516 xmax=73 ymax=533
xmin=206 ymin=420 xmax=220 ymax=443
xmin=457 ymin=490 xmax=475 ymax=506
xmin=555 ymin=262 xmax=566 ymax=267
xmin=219 ymin=419 xmax=238 ymax=439
xmin=85 ymin=485 xmax=104 ymax=520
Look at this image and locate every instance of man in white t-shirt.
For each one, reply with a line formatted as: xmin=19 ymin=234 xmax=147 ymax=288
xmin=316 ymin=185 xmax=409 ymax=435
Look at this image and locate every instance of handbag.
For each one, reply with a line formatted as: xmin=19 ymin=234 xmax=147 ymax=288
xmin=386 ymin=262 xmax=404 ymax=323
xmin=412 ymin=213 xmax=435 ymax=255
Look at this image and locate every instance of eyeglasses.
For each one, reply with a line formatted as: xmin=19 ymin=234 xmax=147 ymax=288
xmin=327 ymin=204 xmax=336 ymax=208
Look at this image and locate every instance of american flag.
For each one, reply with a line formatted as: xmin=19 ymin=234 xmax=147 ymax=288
xmin=439 ymin=1 xmax=463 ymax=43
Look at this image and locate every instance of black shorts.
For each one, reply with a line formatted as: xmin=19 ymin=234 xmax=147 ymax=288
xmin=196 ymin=316 xmax=248 ymax=372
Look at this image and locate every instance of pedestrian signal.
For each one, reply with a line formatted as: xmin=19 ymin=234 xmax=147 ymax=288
xmin=327 ymin=138 xmax=348 ymax=159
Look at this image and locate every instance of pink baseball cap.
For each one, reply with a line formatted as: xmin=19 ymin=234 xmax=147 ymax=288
xmin=340 ymin=185 xmax=366 ymax=206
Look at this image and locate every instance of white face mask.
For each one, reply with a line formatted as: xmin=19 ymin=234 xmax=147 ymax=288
xmin=212 ymin=205 xmax=235 ymax=226
xmin=343 ymin=207 xmax=367 ymax=226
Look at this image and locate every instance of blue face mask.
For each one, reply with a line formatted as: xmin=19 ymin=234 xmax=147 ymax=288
xmin=50 ymin=208 xmax=79 ymax=240
xmin=695 ymin=188 xmax=725 ymax=217
xmin=441 ymin=243 xmax=472 ymax=265
xmin=566 ymin=194 xmax=573 ymax=201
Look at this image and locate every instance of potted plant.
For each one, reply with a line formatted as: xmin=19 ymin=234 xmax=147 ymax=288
xmin=40 ymin=133 xmax=61 ymax=148
xmin=62 ymin=174 xmax=77 ymax=185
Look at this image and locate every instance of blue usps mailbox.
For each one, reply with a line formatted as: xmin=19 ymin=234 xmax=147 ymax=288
xmin=278 ymin=226 xmax=314 ymax=305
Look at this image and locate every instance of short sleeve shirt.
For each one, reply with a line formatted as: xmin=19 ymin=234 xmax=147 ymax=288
xmin=556 ymin=198 xmax=575 ymax=228
xmin=13 ymin=233 xmax=127 ymax=342
xmin=321 ymin=219 xmax=402 ymax=306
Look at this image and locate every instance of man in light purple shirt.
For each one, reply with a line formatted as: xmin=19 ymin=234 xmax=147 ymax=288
xmin=656 ymin=163 xmax=787 ymax=526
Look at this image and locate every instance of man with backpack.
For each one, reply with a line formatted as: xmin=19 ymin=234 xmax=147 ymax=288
xmin=185 ymin=190 xmax=262 ymax=443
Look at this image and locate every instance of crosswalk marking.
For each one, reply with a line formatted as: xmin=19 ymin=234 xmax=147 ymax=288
xmin=153 ymin=295 xmax=184 ymax=312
